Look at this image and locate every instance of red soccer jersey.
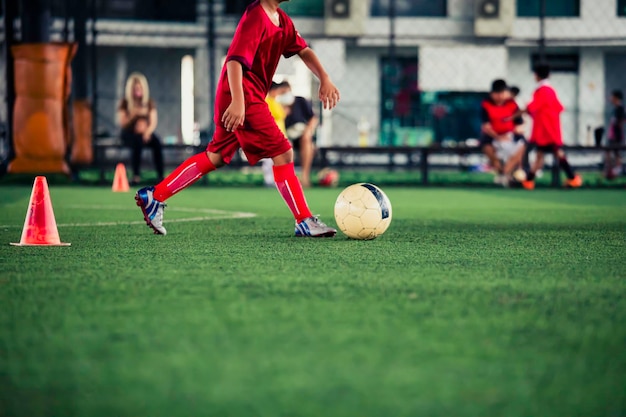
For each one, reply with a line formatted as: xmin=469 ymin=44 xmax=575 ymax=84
xmin=481 ymin=98 xmax=519 ymax=135
xmin=216 ymin=1 xmax=308 ymax=118
xmin=526 ymin=81 xmax=564 ymax=146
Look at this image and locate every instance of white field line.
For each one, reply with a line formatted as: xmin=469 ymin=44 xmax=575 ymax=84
xmin=0 ymin=205 xmax=256 ymax=228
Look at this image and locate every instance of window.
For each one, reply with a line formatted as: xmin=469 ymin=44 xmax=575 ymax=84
xmin=281 ymin=0 xmax=324 ymax=17
xmin=379 ymin=56 xmax=423 ymax=144
xmin=225 ymin=0 xmax=254 ymax=16
xmin=55 ymin=0 xmax=198 ymax=22
xmin=371 ymin=0 xmax=446 ymax=17
xmin=619 ymin=0 xmax=626 ymax=16
xmin=517 ymin=0 xmax=580 ymax=17
xmin=531 ymin=53 xmax=579 ymax=73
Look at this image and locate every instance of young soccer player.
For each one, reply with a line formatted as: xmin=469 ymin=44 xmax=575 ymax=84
xmin=605 ymin=89 xmax=624 ymax=179
xmin=516 ymin=63 xmax=582 ymax=190
xmin=135 ymin=0 xmax=340 ymax=236
xmin=480 ymin=79 xmax=526 ymax=185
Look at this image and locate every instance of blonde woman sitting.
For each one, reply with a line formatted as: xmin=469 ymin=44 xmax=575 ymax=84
xmin=117 ymin=72 xmax=164 ymax=184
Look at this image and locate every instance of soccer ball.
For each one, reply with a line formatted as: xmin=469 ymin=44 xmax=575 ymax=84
xmin=317 ymin=168 xmax=340 ymax=187
xmin=513 ymin=169 xmax=527 ymax=182
xmin=334 ymin=183 xmax=392 ymax=240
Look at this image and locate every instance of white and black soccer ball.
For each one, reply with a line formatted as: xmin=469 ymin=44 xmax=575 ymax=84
xmin=334 ymin=183 xmax=392 ymax=240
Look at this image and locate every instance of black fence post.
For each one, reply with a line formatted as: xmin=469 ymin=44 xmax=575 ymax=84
xmin=90 ymin=0 xmax=98 ymax=162
xmin=206 ymin=0 xmax=216 ymax=138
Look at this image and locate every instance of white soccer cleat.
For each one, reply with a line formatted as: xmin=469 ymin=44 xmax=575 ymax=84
xmin=135 ymin=186 xmax=167 ymax=235
xmin=295 ymin=216 xmax=336 ymax=238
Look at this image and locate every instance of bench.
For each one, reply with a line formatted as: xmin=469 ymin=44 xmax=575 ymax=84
xmin=318 ymin=144 xmax=626 ymax=187
xmin=93 ymin=138 xmax=206 ymax=182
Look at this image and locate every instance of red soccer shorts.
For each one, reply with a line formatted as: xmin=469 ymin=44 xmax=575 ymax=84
xmin=207 ymin=102 xmax=292 ymax=166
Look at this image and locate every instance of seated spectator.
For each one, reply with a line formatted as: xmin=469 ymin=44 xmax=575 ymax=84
xmin=261 ymin=81 xmax=291 ymax=186
xmin=117 ymin=72 xmax=164 ymax=184
xmin=480 ymin=79 xmax=526 ymax=185
xmin=281 ymin=83 xmax=319 ymax=188
xmin=605 ymin=89 xmax=624 ymax=179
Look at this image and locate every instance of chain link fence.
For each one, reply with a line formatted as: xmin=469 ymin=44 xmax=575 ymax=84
xmin=1 ymin=0 xmax=625 ymax=176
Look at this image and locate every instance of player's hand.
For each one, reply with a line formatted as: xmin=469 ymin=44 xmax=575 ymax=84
xmin=319 ymin=78 xmax=340 ymax=110
xmin=222 ymin=100 xmax=245 ymax=132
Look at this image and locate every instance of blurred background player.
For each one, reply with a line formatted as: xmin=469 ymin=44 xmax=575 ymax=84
xmin=117 ymin=72 xmax=164 ymax=184
xmin=480 ymin=79 xmax=526 ymax=185
xmin=604 ymin=89 xmax=624 ymax=179
xmin=134 ymin=0 xmax=341 ymax=237
xmin=262 ymin=81 xmax=290 ymax=186
xmin=281 ymin=82 xmax=319 ymax=188
xmin=516 ymin=63 xmax=582 ymax=190
xmin=508 ymin=85 xmax=532 ymax=175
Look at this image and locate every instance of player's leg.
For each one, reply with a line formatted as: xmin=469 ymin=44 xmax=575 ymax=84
xmin=503 ymin=142 xmax=525 ymax=176
xmin=240 ymin=105 xmax=335 ymax=237
xmin=134 ymin=150 xmax=219 ymax=235
xmin=555 ymin=147 xmax=583 ymax=187
xmin=298 ymin=135 xmax=315 ymax=188
xmin=613 ymin=147 xmax=623 ymax=177
xmin=148 ymin=133 xmax=165 ymax=182
xmin=482 ymin=143 xmax=503 ymax=174
xmin=129 ymin=133 xmax=144 ymax=184
xmin=522 ymin=148 xmax=543 ymax=190
xmin=528 ymin=150 xmax=544 ymax=180
xmin=134 ymin=126 xmax=235 ymax=235
xmin=272 ymin=150 xmax=336 ymax=237
xmin=604 ymin=149 xmax=614 ymax=179
xmin=152 ymin=150 xmax=220 ymax=202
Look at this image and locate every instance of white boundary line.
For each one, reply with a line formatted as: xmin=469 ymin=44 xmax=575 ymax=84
xmin=0 ymin=205 xmax=256 ymax=228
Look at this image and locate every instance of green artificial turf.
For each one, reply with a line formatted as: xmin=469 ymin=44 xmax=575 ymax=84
xmin=1 ymin=185 xmax=625 ymax=417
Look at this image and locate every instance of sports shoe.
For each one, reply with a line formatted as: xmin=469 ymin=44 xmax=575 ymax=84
xmin=565 ymin=175 xmax=583 ymax=188
xmin=135 ymin=187 xmax=167 ymax=235
xmin=295 ymin=216 xmax=336 ymax=238
xmin=522 ymin=180 xmax=535 ymax=190
xmin=493 ymin=174 xmax=507 ymax=186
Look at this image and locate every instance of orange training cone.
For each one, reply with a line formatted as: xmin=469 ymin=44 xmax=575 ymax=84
xmin=10 ymin=176 xmax=71 ymax=247
xmin=112 ymin=163 xmax=130 ymax=192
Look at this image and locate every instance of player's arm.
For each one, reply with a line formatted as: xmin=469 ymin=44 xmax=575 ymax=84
xmin=482 ymin=122 xmax=501 ymax=140
xmin=117 ymin=109 xmax=130 ymax=128
xmin=298 ymin=47 xmax=340 ymax=110
xmin=144 ymin=107 xmax=158 ymax=140
xmin=222 ymin=61 xmax=246 ymax=132
xmin=480 ymin=107 xmax=497 ymax=138
xmin=506 ymin=108 xmax=526 ymax=121
xmin=117 ymin=101 xmax=135 ymax=129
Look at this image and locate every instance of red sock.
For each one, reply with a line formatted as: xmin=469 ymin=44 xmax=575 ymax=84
xmin=153 ymin=152 xmax=215 ymax=202
xmin=273 ymin=162 xmax=312 ymax=223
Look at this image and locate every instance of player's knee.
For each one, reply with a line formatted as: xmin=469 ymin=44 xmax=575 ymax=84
xmin=208 ymin=151 xmax=226 ymax=168
xmin=272 ymin=149 xmax=294 ymax=165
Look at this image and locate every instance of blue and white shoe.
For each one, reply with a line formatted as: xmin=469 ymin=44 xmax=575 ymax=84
xmin=135 ymin=186 xmax=167 ymax=235
xmin=295 ymin=216 xmax=336 ymax=238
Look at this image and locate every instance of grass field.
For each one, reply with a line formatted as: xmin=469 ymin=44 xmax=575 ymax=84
xmin=1 ymin=183 xmax=625 ymax=417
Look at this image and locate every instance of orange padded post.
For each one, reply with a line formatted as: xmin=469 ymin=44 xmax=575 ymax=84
xmin=8 ymin=43 xmax=76 ymax=174
xmin=70 ymin=99 xmax=93 ymax=165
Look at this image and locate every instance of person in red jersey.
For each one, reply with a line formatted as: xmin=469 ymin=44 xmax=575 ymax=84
xmin=513 ymin=63 xmax=582 ymax=190
xmin=135 ymin=0 xmax=340 ymax=237
xmin=480 ymin=79 xmax=526 ymax=186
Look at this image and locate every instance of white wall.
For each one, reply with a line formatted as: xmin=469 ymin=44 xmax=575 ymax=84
xmin=332 ymin=47 xmax=382 ymax=146
xmin=577 ymin=49 xmax=606 ymax=145
xmin=512 ymin=0 xmax=626 ymax=41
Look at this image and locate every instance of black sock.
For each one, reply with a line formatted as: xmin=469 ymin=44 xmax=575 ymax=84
xmin=526 ymin=171 xmax=536 ymax=181
xmin=558 ymin=156 xmax=576 ymax=180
